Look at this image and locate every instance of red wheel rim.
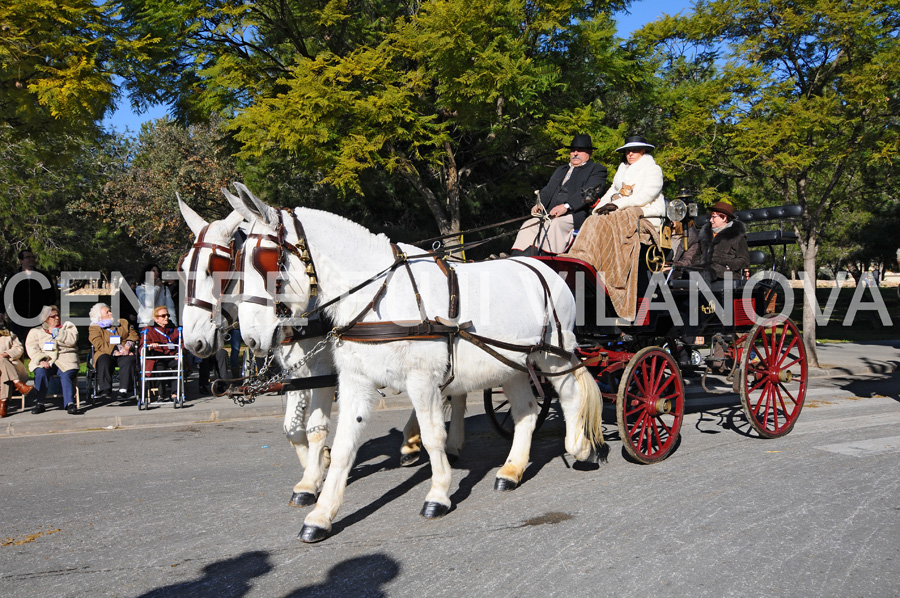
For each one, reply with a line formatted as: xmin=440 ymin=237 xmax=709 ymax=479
xmin=741 ymin=317 xmax=807 ymax=437
xmin=618 ymin=348 xmax=685 ymax=463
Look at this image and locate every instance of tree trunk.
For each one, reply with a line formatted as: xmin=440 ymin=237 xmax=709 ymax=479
xmin=798 ymin=231 xmax=820 ymax=368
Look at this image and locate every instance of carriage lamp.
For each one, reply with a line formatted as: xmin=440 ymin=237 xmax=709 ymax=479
xmin=667 ymin=199 xmax=688 ymax=222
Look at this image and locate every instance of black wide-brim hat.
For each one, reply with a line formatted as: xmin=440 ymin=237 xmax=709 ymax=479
xmin=568 ymin=134 xmax=595 ymax=150
xmin=615 ymin=135 xmax=655 ymax=152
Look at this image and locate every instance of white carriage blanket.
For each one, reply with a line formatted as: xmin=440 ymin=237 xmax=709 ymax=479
xmin=563 ymin=207 xmax=660 ymax=322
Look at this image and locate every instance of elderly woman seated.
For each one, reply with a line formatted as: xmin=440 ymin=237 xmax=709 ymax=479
xmin=140 ymin=305 xmax=181 ymax=401
xmin=0 ymin=312 xmax=30 ymax=418
xmin=692 ymin=201 xmax=749 ymax=282
xmin=89 ymin=302 xmax=139 ymax=400
xmin=25 ymin=305 xmax=79 ymax=414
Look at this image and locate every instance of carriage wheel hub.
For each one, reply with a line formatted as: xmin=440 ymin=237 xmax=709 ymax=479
xmin=779 ymin=369 xmax=793 ymax=383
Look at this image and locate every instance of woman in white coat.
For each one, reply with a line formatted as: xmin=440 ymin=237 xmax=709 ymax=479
xmin=591 ymin=135 xmax=666 ymax=225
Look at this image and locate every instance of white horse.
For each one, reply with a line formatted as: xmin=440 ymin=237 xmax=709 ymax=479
xmin=177 ymin=195 xmax=460 ymax=507
xmin=178 ymin=198 xmax=337 ymax=507
xmin=226 ymin=183 xmax=607 ymax=543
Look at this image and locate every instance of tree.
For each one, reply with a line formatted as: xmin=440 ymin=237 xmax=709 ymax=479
xmin=116 ymin=0 xmax=637 ymax=237
xmin=635 ymin=0 xmax=900 ymax=365
xmin=87 ymin=117 xmax=242 ymax=269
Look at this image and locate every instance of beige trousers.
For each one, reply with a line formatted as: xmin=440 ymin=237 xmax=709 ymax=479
xmin=511 ymin=214 xmax=574 ymax=254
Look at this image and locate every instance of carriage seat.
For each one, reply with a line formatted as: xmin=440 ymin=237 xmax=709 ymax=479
xmin=668 ymin=276 xmax=748 ymax=293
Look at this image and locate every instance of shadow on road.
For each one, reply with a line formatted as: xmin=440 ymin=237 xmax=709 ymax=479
xmin=285 ymin=554 xmax=399 ymax=597
xmin=137 ymin=550 xmax=272 ymax=598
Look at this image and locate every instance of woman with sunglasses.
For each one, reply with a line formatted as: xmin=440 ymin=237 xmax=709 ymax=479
xmin=140 ymin=305 xmax=181 ymax=401
xmin=24 ymin=305 xmax=79 ymax=414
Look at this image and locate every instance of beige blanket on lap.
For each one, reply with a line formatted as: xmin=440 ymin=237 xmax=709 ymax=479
xmin=563 ymin=207 xmax=659 ymax=321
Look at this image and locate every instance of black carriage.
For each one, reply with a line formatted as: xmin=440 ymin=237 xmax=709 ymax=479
xmin=485 ymin=201 xmax=808 ymax=463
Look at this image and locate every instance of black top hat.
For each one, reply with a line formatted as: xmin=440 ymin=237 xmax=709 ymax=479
xmin=615 ymin=135 xmax=655 ymax=152
xmin=568 ymin=134 xmax=595 ymax=150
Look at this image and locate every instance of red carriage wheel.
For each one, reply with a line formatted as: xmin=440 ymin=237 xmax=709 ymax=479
xmin=739 ymin=316 xmax=807 ymax=438
xmin=616 ymin=347 xmax=685 ymax=464
xmin=483 ymin=378 xmax=554 ymax=441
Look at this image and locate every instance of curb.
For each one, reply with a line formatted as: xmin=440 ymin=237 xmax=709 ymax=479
xmin=0 ymin=394 xmax=423 ymax=438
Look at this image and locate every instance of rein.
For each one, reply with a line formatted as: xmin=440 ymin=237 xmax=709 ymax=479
xmin=250 ymin=210 xmax=583 ymax=379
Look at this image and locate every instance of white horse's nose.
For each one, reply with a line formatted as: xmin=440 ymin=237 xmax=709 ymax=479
xmin=247 ymin=337 xmax=258 ymax=352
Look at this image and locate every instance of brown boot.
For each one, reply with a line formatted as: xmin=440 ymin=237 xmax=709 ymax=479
xmin=13 ymin=380 xmax=32 ymax=396
xmin=0 ymin=398 xmax=7 ymax=418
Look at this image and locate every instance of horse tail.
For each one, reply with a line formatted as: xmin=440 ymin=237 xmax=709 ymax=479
xmin=574 ymin=362 xmax=609 ymax=463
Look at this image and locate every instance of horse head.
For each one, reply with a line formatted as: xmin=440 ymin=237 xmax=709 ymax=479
xmin=177 ymin=193 xmax=245 ymax=357
xmin=223 ymin=183 xmax=314 ymax=355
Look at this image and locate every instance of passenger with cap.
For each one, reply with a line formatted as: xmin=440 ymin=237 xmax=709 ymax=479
xmin=693 ymin=201 xmax=749 ymax=282
xmin=509 ymin=134 xmax=608 ymax=256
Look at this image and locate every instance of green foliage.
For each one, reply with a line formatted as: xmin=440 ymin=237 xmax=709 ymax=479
xmin=118 ymin=0 xmax=636 ymax=235
xmin=84 ymin=117 xmax=242 ymax=269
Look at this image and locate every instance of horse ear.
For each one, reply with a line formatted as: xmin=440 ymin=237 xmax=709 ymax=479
xmin=232 ymin=182 xmax=280 ymax=229
xmin=177 ymin=193 xmax=208 ymax=236
xmin=223 ymin=210 xmax=244 ymax=236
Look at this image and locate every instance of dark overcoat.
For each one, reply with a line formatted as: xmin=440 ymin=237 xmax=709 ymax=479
xmin=693 ymin=220 xmax=750 ymax=281
xmin=538 ymin=161 xmax=607 ymax=229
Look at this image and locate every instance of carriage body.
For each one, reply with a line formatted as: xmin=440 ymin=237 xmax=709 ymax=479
xmin=485 ymin=205 xmax=808 ymax=463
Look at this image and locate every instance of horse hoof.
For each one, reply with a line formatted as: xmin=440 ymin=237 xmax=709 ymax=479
xmin=420 ymin=501 xmax=450 ymax=519
xmin=447 ymin=453 xmax=459 ymax=465
xmin=289 ymin=492 xmax=317 ymax=507
xmin=494 ymin=477 xmax=518 ymax=492
xmin=400 ymin=452 xmax=421 ymax=467
xmin=299 ymin=525 xmax=329 ymax=543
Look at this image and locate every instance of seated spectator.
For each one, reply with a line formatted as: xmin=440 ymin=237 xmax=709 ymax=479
xmin=140 ymin=306 xmax=181 ymax=401
xmin=25 ymin=306 xmax=79 ymax=415
xmin=692 ymin=201 xmax=750 ymax=282
xmin=0 ymin=312 xmax=30 ymax=418
xmin=136 ymin=264 xmax=177 ymax=328
xmin=199 ymin=348 xmax=230 ymax=395
xmin=89 ymin=302 xmax=139 ymax=400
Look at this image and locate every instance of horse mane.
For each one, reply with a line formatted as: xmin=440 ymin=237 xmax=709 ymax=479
xmin=294 ymin=207 xmax=393 ymax=265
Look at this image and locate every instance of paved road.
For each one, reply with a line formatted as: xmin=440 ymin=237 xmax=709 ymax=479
xmin=1 ymin=367 xmax=899 ymax=597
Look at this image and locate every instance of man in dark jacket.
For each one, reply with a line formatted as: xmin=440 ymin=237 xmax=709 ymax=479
xmin=693 ymin=201 xmax=750 ymax=282
xmin=510 ymin=134 xmax=608 ymax=255
xmin=2 ymin=249 xmax=57 ymax=342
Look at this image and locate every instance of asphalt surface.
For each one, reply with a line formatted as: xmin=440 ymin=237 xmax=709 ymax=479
xmin=1 ymin=360 xmax=899 ymax=597
xmin=2 ymin=340 xmax=898 ymax=437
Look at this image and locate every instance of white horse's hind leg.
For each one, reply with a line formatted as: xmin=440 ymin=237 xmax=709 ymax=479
xmin=287 ymin=387 xmax=335 ymax=507
xmin=495 ymin=375 xmax=539 ymax=491
xmin=399 ymin=409 xmax=423 ymax=467
xmin=300 ymin=378 xmax=380 ymax=543
xmin=445 ymin=394 xmax=466 ymax=464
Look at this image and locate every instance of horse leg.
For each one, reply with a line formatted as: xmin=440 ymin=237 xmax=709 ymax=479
xmin=495 ymin=375 xmax=539 ymax=491
xmin=299 ymin=378 xmax=379 ymax=543
xmin=445 ymin=394 xmax=466 ymax=464
xmin=404 ymin=380 xmax=452 ymax=518
xmin=287 ymin=387 xmax=335 ymax=507
xmin=399 ymin=409 xmax=423 ymax=467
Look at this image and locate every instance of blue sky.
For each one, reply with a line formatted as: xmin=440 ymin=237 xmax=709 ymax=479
xmin=102 ymin=0 xmax=694 ymax=133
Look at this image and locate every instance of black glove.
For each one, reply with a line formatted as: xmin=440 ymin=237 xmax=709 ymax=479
xmin=595 ymin=203 xmax=618 ymax=215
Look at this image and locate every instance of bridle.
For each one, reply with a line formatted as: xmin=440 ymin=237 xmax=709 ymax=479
xmin=177 ymin=224 xmax=240 ymax=330
xmin=242 ymin=209 xmax=319 ymax=320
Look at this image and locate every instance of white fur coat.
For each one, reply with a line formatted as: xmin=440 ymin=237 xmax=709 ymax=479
xmin=593 ymin=154 xmax=666 ymax=226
